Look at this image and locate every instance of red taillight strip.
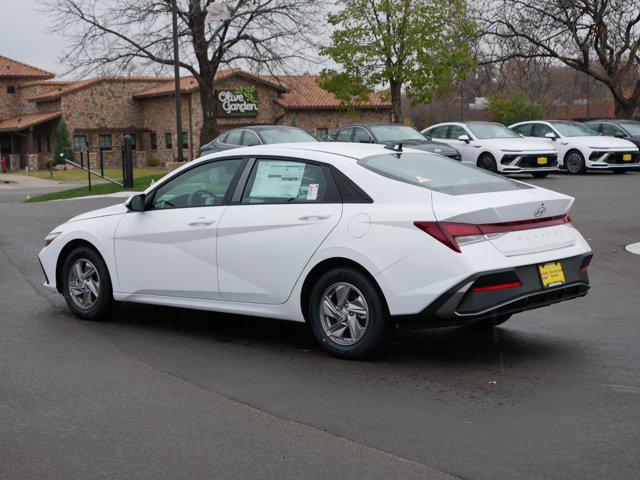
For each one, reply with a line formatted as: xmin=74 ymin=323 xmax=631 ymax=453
xmin=477 ymin=214 xmax=572 ymax=234
xmin=471 ymin=281 xmax=522 ymax=293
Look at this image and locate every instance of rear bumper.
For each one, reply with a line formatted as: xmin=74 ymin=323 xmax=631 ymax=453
xmin=393 ymin=253 xmax=591 ymax=330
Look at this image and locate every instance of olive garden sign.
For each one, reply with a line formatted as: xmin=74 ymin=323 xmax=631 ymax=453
xmin=215 ymin=86 xmax=258 ymax=117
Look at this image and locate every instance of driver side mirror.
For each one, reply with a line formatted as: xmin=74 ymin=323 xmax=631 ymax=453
xmin=458 ymin=134 xmax=471 ymax=144
xmin=126 ymin=193 xmax=146 ymax=212
xmin=545 ymin=132 xmax=557 ymax=141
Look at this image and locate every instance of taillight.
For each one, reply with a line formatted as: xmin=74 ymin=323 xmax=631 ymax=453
xmin=413 ymin=222 xmax=483 ymax=253
xmin=414 ymin=214 xmax=572 ymax=253
xmin=472 ymin=281 xmax=522 ymax=293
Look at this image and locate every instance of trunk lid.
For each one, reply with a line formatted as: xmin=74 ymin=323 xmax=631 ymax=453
xmin=430 ymin=184 xmax=578 ymax=256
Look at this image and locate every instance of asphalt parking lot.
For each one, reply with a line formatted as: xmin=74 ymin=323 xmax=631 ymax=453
xmin=1 ymin=171 xmax=639 ymax=479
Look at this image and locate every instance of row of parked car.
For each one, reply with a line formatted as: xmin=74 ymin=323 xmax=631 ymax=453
xmin=201 ymin=119 xmax=640 ymax=177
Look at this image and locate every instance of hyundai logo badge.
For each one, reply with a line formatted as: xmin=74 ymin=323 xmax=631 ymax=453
xmin=534 ymin=206 xmax=547 ymax=218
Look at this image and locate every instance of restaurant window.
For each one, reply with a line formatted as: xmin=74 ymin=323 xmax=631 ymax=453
xmin=7 ymin=85 xmax=16 ymax=94
xmin=150 ymin=133 xmax=158 ymax=150
xmin=316 ymin=127 xmax=328 ymax=140
xmin=73 ymin=135 xmax=88 ymax=149
xmin=99 ymin=134 xmax=112 ymax=150
xmin=181 ymin=132 xmax=189 ymax=149
xmin=165 ymin=132 xmax=173 ymax=149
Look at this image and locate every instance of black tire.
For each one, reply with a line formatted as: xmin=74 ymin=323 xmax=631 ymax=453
xmin=62 ymin=246 xmax=113 ymax=320
xmin=308 ymin=267 xmax=390 ymax=359
xmin=469 ymin=314 xmax=512 ymax=329
xmin=531 ymin=172 xmax=550 ymax=178
xmin=612 ymin=169 xmax=627 ymax=174
xmin=477 ymin=153 xmax=498 ymax=173
xmin=564 ymin=150 xmax=586 ymax=174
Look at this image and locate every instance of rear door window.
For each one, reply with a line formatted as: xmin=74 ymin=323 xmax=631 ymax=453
xmin=226 ymin=130 xmax=242 ymax=145
xmin=358 ymin=152 xmax=531 ymax=195
xmin=334 ymin=128 xmax=354 ymax=142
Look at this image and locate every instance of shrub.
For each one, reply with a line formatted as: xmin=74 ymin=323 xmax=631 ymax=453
xmin=488 ymin=92 xmax=541 ymax=126
xmin=54 ymin=117 xmax=73 ymax=164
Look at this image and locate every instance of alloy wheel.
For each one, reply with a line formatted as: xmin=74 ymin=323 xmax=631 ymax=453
xmin=319 ymin=282 xmax=369 ymax=346
xmin=68 ymin=258 xmax=101 ymax=310
xmin=565 ymin=152 xmax=583 ymax=174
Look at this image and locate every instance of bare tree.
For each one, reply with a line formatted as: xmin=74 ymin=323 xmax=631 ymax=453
xmin=40 ymin=0 xmax=324 ymax=144
xmin=479 ymin=0 xmax=640 ymax=118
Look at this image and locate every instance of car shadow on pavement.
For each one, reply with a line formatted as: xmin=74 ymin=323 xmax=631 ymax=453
xmin=103 ymin=302 xmax=574 ymax=367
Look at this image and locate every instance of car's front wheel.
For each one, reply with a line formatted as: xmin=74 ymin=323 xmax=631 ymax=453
xmin=62 ymin=246 xmax=113 ymax=320
xmin=564 ymin=150 xmax=586 ymax=174
xmin=477 ymin=153 xmax=498 ymax=173
xmin=308 ymin=267 xmax=389 ymax=359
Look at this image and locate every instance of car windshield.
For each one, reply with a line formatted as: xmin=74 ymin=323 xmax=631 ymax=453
xmin=550 ymin=121 xmax=598 ymax=137
xmin=258 ymin=127 xmax=317 ymax=144
xmin=358 ymin=152 xmax=531 ymax=195
xmin=620 ymin=121 xmax=640 ymax=136
xmin=369 ymin=125 xmax=427 ymax=142
xmin=466 ymin=123 xmax=520 ymax=139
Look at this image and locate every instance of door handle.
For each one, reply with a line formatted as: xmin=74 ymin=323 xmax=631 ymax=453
xmin=188 ymin=217 xmax=216 ymax=226
xmin=298 ymin=213 xmax=332 ymax=221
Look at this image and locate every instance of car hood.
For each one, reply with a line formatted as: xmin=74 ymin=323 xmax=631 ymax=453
xmin=478 ymin=138 xmax=556 ymax=152
xmin=565 ymin=135 xmax=639 ymax=150
xmin=67 ymin=202 xmax=129 ymax=223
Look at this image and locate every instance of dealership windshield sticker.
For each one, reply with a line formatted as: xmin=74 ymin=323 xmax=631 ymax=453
xmin=250 ymin=161 xmax=305 ymax=199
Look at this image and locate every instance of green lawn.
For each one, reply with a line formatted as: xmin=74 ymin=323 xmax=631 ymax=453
xmin=18 ymin=167 xmax=167 ymax=183
xmin=24 ymin=174 xmax=167 ymax=203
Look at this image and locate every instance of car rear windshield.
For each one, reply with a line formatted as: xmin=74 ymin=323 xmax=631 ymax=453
xmin=550 ymin=121 xmax=598 ymax=137
xmin=358 ymin=153 xmax=532 ymax=195
xmin=258 ymin=127 xmax=317 ymax=144
xmin=369 ymin=125 xmax=426 ymax=142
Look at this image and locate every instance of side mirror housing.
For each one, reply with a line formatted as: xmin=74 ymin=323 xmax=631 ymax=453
xmin=126 ymin=193 xmax=146 ymax=212
xmin=544 ymin=132 xmax=557 ymax=141
xmin=458 ymin=134 xmax=471 ymax=143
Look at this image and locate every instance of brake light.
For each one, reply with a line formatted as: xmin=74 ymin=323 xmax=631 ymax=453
xmin=414 ymin=214 xmax=572 ymax=253
xmin=472 ymin=281 xmax=522 ymax=292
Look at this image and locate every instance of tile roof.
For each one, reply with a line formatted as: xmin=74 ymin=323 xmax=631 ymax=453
xmin=271 ymin=75 xmax=391 ymax=110
xmin=132 ymin=70 xmax=287 ymax=99
xmin=0 ymin=111 xmax=62 ymax=133
xmin=17 ymin=80 xmax=73 ymax=89
xmin=0 ymin=56 xmax=55 ymax=79
xmin=28 ymin=77 xmax=171 ymax=103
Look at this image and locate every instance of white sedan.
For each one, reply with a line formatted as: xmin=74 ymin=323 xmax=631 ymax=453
xmin=422 ymin=121 xmax=558 ymax=177
xmin=39 ymin=143 xmax=592 ymax=358
xmin=509 ymin=120 xmax=640 ymax=174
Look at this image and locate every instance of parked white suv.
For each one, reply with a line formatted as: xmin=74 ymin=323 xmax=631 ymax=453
xmin=422 ymin=122 xmax=558 ymax=177
xmin=509 ymin=120 xmax=640 ymax=174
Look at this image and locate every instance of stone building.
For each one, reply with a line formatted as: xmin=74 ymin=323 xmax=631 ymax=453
xmin=0 ymin=55 xmax=392 ymax=171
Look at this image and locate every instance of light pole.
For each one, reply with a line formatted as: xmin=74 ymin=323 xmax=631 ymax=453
xmin=171 ymin=0 xmax=184 ymax=162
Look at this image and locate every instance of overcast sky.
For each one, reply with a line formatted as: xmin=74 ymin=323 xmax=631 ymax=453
xmin=1 ymin=0 xmax=68 ymax=75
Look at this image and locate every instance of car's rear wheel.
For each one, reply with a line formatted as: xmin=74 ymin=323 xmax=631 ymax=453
xmin=308 ymin=267 xmax=389 ymax=359
xmin=469 ymin=314 xmax=512 ymax=329
xmin=564 ymin=150 xmax=586 ymax=174
xmin=62 ymin=247 xmax=113 ymax=320
xmin=477 ymin=153 xmax=498 ymax=173
xmin=531 ymin=172 xmax=550 ymax=178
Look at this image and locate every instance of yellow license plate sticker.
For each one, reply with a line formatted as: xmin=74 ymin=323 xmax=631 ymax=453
xmin=623 ymin=153 xmax=632 ymax=161
xmin=538 ymin=262 xmax=565 ymax=288
xmin=537 ymin=156 xmax=548 ymax=165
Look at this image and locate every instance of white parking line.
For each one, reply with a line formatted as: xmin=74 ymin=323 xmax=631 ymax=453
xmin=625 ymin=242 xmax=640 ymax=255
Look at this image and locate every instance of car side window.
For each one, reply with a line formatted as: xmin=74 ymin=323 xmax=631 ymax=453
xmin=240 ymin=159 xmax=338 ymax=205
xmin=242 ymin=130 xmax=261 ymax=146
xmin=532 ymin=123 xmax=554 ymax=138
xmin=512 ymin=124 xmax=533 ymax=136
xmin=226 ymin=130 xmax=242 ymax=145
xmin=600 ymin=123 xmax=624 ymax=136
xmin=353 ymin=127 xmax=373 ymax=143
xmin=429 ymin=126 xmax=448 ymax=139
xmin=334 ymin=128 xmax=353 ymax=142
xmin=152 ymin=159 xmax=244 ymax=209
xmin=217 ymin=133 xmax=228 ymax=144
xmin=447 ymin=126 xmax=467 ymax=140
